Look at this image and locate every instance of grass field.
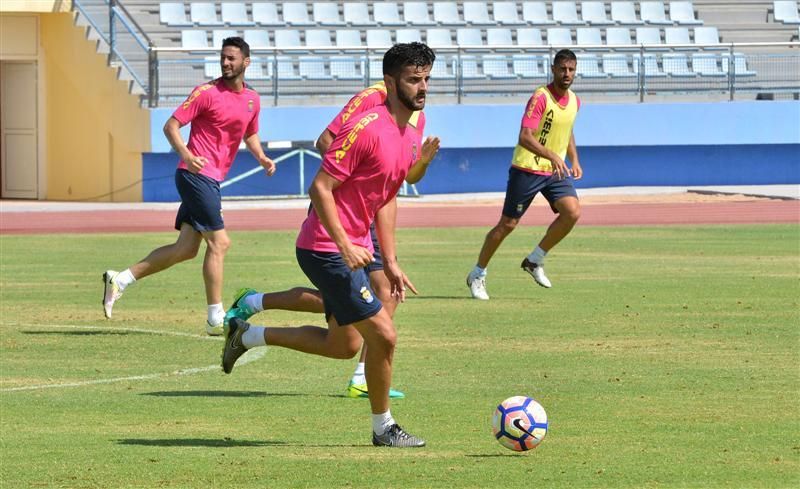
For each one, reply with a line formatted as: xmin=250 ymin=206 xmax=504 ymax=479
xmin=1 ymin=225 xmax=798 ymax=488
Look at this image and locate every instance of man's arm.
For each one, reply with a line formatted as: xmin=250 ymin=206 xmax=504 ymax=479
xmin=566 ymin=132 xmax=582 ymax=180
xmin=518 ymin=127 xmax=571 ymax=180
xmin=163 ymin=117 xmax=207 ymax=173
xmin=243 ymin=133 xmax=276 ymax=176
xmin=308 ymin=170 xmax=374 ymax=270
xmin=315 ymin=128 xmax=335 ymax=155
xmin=375 ymin=198 xmax=417 ymax=301
xmin=405 ymin=136 xmax=441 ymax=184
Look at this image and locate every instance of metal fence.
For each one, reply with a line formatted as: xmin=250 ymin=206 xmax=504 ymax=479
xmin=73 ymin=1 xmax=800 ymax=107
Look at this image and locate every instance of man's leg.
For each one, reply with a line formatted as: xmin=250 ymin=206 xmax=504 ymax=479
xmin=466 ymin=215 xmax=520 ymax=300
xmin=103 ymin=224 xmax=201 ymax=318
xmin=200 ymin=228 xmax=231 ymax=333
xmin=521 ymin=196 xmax=581 ymax=288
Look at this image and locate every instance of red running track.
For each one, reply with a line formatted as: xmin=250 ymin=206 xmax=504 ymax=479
xmin=1 ymin=200 xmax=797 ymax=234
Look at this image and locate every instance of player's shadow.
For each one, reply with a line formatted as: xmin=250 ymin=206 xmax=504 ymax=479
xmin=141 ymin=390 xmax=305 ymax=398
xmin=21 ymin=330 xmax=136 ymax=336
xmin=465 ymin=453 xmax=524 ymax=458
xmin=117 ymin=438 xmax=284 ymax=448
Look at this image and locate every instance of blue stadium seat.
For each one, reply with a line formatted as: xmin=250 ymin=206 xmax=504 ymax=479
xmin=404 ymin=2 xmax=436 ymax=25
xmin=493 ymin=1 xmax=525 ymax=25
xmin=181 ymin=29 xmax=208 ymax=49
xmin=244 ymin=30 xmax=270 ymax=48
xmin=463 ymin=2 xmax=493 ymax=25
xmin=640 ymin=1 xmax=672 ymax=25
xmin=299 ymin=56 xmax=330 ymax=80
xmin=313 ymin=2 xmax=345 ymax=26
xmin=276 ymin=56 xmax=302 ymax=80
xmin=247 ymin=57 xmax=271 ymax=80
xmin=344 ymin=3 xmax=375 ymax=26
xmin=459 ymin=55 xmax=484 ymax=78
xmin=368 ymin=56 xmax=383 ymax=81
xmin=275 ymin=29 xmax=302 ymax=48
xmin=582 ymin=1 xmax=613 ymax=25
xmin=576 ymin=27 xmax=602 ymax=47
xmin=212 ymin=29 xmax=238 ymax=49
xmin=305 ymin=29 xmax=332 ymax=48
xmin=330 ymin=56 xmax=363 ymax=80
xmin=221 ymin=3 xmax=253 ymax=26
xmin=482 ymin=54 xmax=515 ymax=78
xmin=512 ymin=54 xmax=545 ymax=78
xmin=669 ymin=1 xmax=703 ymax=25
xmin=190 ymin=2 xmax=222 ymax=26
xmin=366 ymin=29 xmax=392 ymax=48
xmin=633 ymin=53 xmax=667 ymax=76
xmin=517 ymin=27 xmax=543 ymax=46
xmin=431 ymin=55 xmax=456 ymax=79
xmin=721 ymin=52 xmax=757 ymax=76
xmin=552 ymin=1 xmax=582 ymax=25
xmin=602 ymin=53 xmax=636 ymax=77
xmin=662 ymin=52 xmax=696 ymax=76
xmin=335 ymin=29 xmax=363 ymax=48
xmin=283 ymin=3 xmax=314 ymax=26
xmin=487 ymin=27 xmax=514 ymax=48
xmin=252 ymin=3 xmax=281 ymax=26
xmin=665 ymin=26 xmax=692 ymax=48
xmin=774 ymin=1 xmax=800 ymax=24
xmin=546 ymin=27 xmax=573 ymax=46
xmin=611 ymin=2 xmax=642 ymax=24
xmin=635 ymin=27 xmax=665 ymax=49
xmin=691 ymin=53 xmax=725 ymax=76
xmin=434 ymin=3 xmax=465 ymax=25
xmin=396 ymin=28 xmax=423 ymax=43
xmin=694 ymin=26 xmax=722 ymax=48
xmin=522 ymin=2 xmax=555 ymax=25
xmin=577 ymin=53 xmax=607 ymax=77
xmin=456 ymin=28 xmax=484 ymax=47
xmin=160 ymin=2 xmax=191 ymax=26
xmin=606 ymin=27 xmax=634 ymax=47
xmin=374 ymin=2 xmax=405 ymax=26
xmin=204 ymin=56 xmax=221 ymax=78
xmin=427 ymin=28 xmax=454 ymax=47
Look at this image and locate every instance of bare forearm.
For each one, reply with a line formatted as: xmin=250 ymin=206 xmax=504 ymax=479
xmin=566 ymin=134 xmax=579 ymax=165
xmin=309 ymin=180 xmax=350 ymax=250
xmin=375 ymin=199 xmax=398 ymax=265
xmin=244 ymin=133 xmax=266 ymax=160
xmin=163 ymin=120 xmax=192 ymax=160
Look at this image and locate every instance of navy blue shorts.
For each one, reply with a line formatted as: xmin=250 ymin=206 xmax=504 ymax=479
xmin=174 ymin=169 xmax=224 ymax=232
xmin=296 ymin=247 xmax=383 ymax=326
xmin=366 ymin=224 xmax=384 ymax=273
xmin=501 ymin=166 xmax=578 ymax=219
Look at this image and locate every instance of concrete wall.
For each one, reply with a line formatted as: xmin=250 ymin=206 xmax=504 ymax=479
xmin=144 ymin=100 xmax=800 ymax=201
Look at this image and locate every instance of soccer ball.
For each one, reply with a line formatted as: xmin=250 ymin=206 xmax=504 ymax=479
xmin=492 ymin=396 xmax=548 ymax=451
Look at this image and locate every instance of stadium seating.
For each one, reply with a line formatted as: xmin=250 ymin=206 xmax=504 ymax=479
xmin=456 ymin=28 xmax=483 ymax=47
xmin=517 ymin=27 xmax=544 ymax=46
xmin=396 ymin=28 xmax=422 ymax=43
xmin=330 ymin=56 xmax=363 ymax=79
xmin=522 ymin=2 xmax=555 ymax=25
xmin=282 ymin=2 xmax=314 ymax=26
xmin=160 ymin=2 xmax=191 ymax=26
xmin=546 ymin=28 xmax=573 ymax=46
xmin=181 ymin=29 xmax=208 ymax=49
xmin=774 ymin=1 xmax=800 ymax=24
xmin=343 ymin=3 xmax=373 ymax=26
xmin=313 ymin=2 xmax=345 ymax=26
xmin=552 ymin=1 xmax=582 ymax=25
xmin=664 ymin=26 xmax=692 ymax=48
xmin=581 ymin=1 xmax=613 ymax=25
xmin=427 ymin=28 xmax=454 ymax=47
xmin=374 ymin=2 xmax=405 ymax=26
xmin=190 ymin=2 xmax=222 ymax=25
xmin=403 ymin=2 xmax=436 ymax=25
xmin=305 ymin=29 xmax=332 ymax=47
xmin=431 ymin=55 xmax=456 ymax=79
xmin=299 ymin=56 xmax=328 ymax=79
xmin=433 ymin=3 xmax=465 ymax=25
xmin=335 ymin=29 xmax=363 ymax=48
xmin=576 ymin=27 xmax=603 ymax=47
xmin=366 ymin=29 xmax=392 ymax=47
xmin=640 ymin=1 xmax=672 ymax=25
xmin=606 ymin=27 xmax=634 ymax=47
xmin=212 ymin=29 xmax=237 ymax=48
xmin=482 ymin=54 xmax=515 ymax=78
xmin=611 ymin=2 xmax=643 ymax=24
xmin=220 ymin=3 xmax=253 ymax=26
xmin=244 ymin=29 xmax=269 ymax=48
xmin=274 ymin=29 xmax=302 ymax=48
xmin=694 ymin=26 xmax=722 ymax=47
xmin=276 ymin=56 xmax=301 ymax=80
xmin=460 ymin=55 xmax=483 ymax=78
xmin=576 ymin=53 xmax=607 ymax=77
xmin=633 ymin=53 xmax=667 ymax=77
xmin=512 ymin=54 xmax=546 ymax=78
xmin=602 ymin=53 xmax=636 ymax=77
xmin=252 ymin=3 xmax=281 ymax=26
xmin=493 ymin=2 xmax=525 ymax=25
xmin=670 ymin=2 xmax=703 ymax=25
xmin=722 ymin=52 xmax=757 ymax=76
xmin=636 ymin=27 xmax=665 ymax=48
xmin=463 ymin=2 xmax=493 ymax=25
xmin=691 ymin=52 xmax=726 ymax=76
xmin=487 ymin=27 xmax=514 ymax=48
xmin=662 ymin=52 xmax=696 ymax=76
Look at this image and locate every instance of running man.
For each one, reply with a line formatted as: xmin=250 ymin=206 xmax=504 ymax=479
xmin=222 ymin=42 xmax=435 ymax=447
xmin=102 ymin=37 xmax=276 ymax=335
xmin=466 ymin=49 xmax=583 ymax=300
xmin=224 ymin=80 xmax=440 ymax=399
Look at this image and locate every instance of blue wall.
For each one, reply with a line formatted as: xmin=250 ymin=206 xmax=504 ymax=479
xmin=143 ymin=100 xmax=800 ymax=201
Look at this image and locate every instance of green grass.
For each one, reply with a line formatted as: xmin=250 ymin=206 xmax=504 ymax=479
xmin=1 ymin=225 xmax=798 ymax=488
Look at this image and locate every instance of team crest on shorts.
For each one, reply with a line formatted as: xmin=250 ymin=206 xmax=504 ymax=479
xmin=359 ymin=286 xmax=374 ymax=304
xmin=516 ymin=203 xmax=524 ymax=213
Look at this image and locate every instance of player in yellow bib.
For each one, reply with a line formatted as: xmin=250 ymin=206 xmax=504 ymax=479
xmin=467 ymin=49 xmax=583 ymax=299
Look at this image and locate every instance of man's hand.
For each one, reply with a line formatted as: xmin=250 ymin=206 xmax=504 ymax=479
xmin=383 ymin=262 xmax=418 ymax=303
xmin=340 ymin=243 xmax=375 ymax=271
xmin=571 ymin=160 xmax=583 ymax=180
xmin=551 ymin=155 xmax=571 ymax=180
xmin=419 ymin=136 xmax=441 ymax=164
xmin=259 ymin=155 xmax=276 ymax=176
xmin=185 ymin=155 xmax=208 ymax=173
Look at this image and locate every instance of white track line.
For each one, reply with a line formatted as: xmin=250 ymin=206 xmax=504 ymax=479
xmin=0 ymin=323 xmax=266 ymax=393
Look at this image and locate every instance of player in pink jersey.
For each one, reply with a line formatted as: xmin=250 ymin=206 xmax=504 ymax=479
xmin=101 ymin=37 xmax=276 ymax=335
xmin=222 ymin=43 xmax=436 ymax=447
xmin=223 ymin=81 xmax=440 ymax=400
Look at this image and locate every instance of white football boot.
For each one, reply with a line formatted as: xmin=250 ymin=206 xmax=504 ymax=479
xmin=520 ymin=258 xmax=552 ymax=288
xmin=466 ymin=271 xmax=490 ymax=300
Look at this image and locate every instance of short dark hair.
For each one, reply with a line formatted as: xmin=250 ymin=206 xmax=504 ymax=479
xmin=553 ymin=49 xmax=577 ymax=66
xmin=382 ymin=42 xmax=436 ymax=78
xmin=222 ymin=36 xmax=250 ymax=58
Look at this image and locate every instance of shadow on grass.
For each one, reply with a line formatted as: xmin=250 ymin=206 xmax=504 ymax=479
xmin=465 ymin=453 xmax=526 ymax=458
xmin=117 ymin=438 xmax=284 ymax=448
xmin=140 ymin=390 xmax=310 ymax=398
xmin=21 ymin=330 xmax=135 ymax=336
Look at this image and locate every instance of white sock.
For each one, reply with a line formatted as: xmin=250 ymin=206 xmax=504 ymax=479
xmin=115 ymin=269 xmax=136 ymax=291
xmin=244 ymin=293 xmax=264 ymax=312
xmin=351 ymin=362 xmax=366 ymax=385
xmin=372 ymin=410 xmax=395 ymax=435
xmin=207 ymin=303 xmax=224 ymax=326
xmin=241 ymin=325 xmax=266 ymax=348
xmin=470 ymin=265 xmax=487 ymax=279
xmin=528 ymin=246 xmax=547 ymax=265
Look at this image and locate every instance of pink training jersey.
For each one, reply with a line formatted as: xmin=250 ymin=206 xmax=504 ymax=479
xmin=171 ymin=79 xmax=260 ymax=182
xmin=521 ymin=83 xmax=581 ymax=132
xmin=297 ymin=104 xmax=423 ymax=253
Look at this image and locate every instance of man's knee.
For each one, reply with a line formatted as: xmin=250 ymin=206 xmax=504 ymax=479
xmin=329 ymin=335 xmax=362 ymax=359
xmin=559 ymin=199 xmax=581 ymax=223
xmin=174 ymin=242 xmax=200 ymax=262
xmin=206 ymin=234 xmax=231 ymax=255
xmin=495 ymin=217 xmax=519 ymax=236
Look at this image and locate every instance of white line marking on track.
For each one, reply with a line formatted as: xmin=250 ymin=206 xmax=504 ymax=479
xmin=0 ymin=323 xmax=266 ymax=393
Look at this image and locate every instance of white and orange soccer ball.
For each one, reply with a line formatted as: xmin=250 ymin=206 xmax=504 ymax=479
xmin=492 ymin=396 xmax=548 ymax=451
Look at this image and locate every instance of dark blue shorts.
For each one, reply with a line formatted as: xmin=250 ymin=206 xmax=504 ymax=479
xmin=501 ymin=166 xmax=578 ymax=219
xmin=296 ymin=247 xmax=383 ymax=326
xmin=367 ymin=224 xmax=383 ymax=273
xmin=174 ymin=169 xmax=224 ymax=232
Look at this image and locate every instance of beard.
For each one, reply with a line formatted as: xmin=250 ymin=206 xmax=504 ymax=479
xmin=222 ymin=64 xmax=245 ymax=80
xmin=397 ymin=88 xmax=425 ymax=111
